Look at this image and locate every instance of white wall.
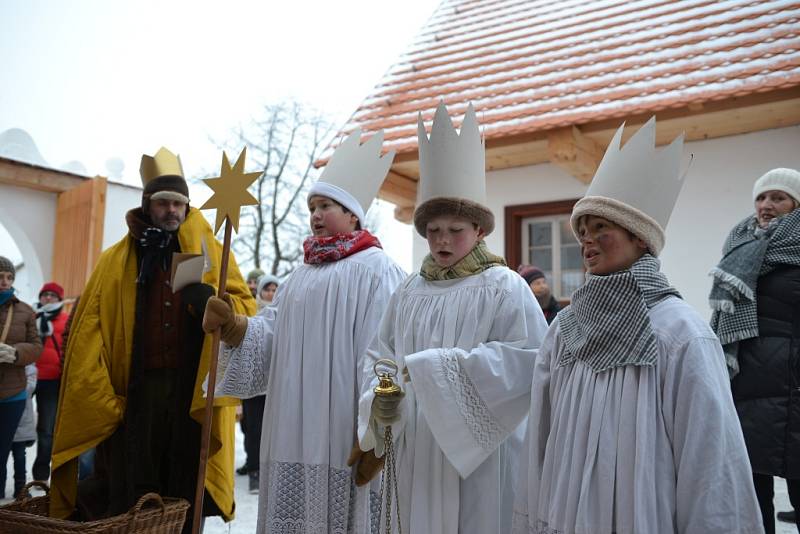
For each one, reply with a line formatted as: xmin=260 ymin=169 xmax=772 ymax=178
xmin=411 ymin=125 xmax=800 ymax=318
xmin=103 ymin=182 xmax=143 ymax=249
xmin=0 ymin=186 xmax=57 ymax=302
xmin=660 ymin=125 xmax=800 ymax=317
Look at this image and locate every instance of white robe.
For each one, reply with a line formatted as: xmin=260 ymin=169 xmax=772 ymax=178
xmin=512 ymin=297 xmax=764 ymax=534
xmin=215 ymin=247 xmax=406 ymax=534
xmin=359 ymin=266 xmax=549 ymax=534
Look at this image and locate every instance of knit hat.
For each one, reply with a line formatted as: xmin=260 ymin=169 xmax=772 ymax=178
xmin=246 ymin=268 xmax=265 ymax=283
xmin=570 ymin=117 xmax=686 ymax=257
xmin=256 ymin=273 xmax=280 ymax=293
xmin=0 ymin=256 xmax=14 ymax=276
xmin=518 ymin=265 xmax=545 ymax=285
xmin=413 ymin=102 xmax=494 ymax=237
xmin=752 ymin=168 xmax=800 ymax=205
xmin=309 ymin=129 xmax=395 ymax=226
xmin=39 ymin=282 xmax=64 ymax=300
xmin=140 ymin=147 xmax=190 ymax=210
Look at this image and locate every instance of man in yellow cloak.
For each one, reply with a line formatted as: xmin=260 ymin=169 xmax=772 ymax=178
xmin=50 ymin=147 xmax=255 ymax=532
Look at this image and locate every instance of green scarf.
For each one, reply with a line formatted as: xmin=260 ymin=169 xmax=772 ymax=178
xmin=420 ymin=241 xmax=507 ymax=281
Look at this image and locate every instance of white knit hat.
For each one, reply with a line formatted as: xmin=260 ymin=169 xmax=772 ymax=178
xmin=570 ymin=117 xmax=686 ymax=256
xmin=309 ymin=128 xmax=395 ymax=226
xmin=256 ymin=273 xmax=280 ymax=293
xmin=752 ymin=168 xmax=800 ymax=205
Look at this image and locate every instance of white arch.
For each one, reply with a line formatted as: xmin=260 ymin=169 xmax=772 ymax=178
xmin=0 ymin=186 xmax=56 ymax=303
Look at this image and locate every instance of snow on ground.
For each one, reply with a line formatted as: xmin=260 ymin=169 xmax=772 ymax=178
xmin=0 ymin=425 xmax=259 ymax=533
xmin=2 ymin=425 xmax=796 ymax=532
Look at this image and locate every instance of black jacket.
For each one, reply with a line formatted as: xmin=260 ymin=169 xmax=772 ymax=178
xmin=731 ymin=265 xmax=800 ymax=478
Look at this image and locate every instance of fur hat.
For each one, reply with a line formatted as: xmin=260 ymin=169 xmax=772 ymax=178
xmin=570 ymin=118 xmax=685 ymax=257
xmin=413 ymin=197 xmax=494 ymax=237
xmin=140 ymin=147 xmax=190 ymax=211
xmin=752 ymin=168 xmax=800 ymax=205
xmin=39 ymin=282 xmax=64 ymax=300
xmin=413 ymin=102 xmax=494 ymax=237
xmin=0 ymin=256 xmax=14 ymax=277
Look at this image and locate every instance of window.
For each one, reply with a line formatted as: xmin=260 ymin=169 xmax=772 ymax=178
xmin=504 ymin=198 xmax=583 ymax=301
xmin=521 ymin=215 xmax=582 ymax=299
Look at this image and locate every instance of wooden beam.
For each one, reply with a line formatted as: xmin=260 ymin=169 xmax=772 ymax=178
xmin=377 ymin=89 xmax=800 ymax=222
xmin=487 ymin=137 xmax=549 ymax=170
xmin=377 ymin=90 xmax=800 ymax=199
xmin=377 ymin=170 xmax=418 ymax=222
xmin=0 ymin=157 xmax=88 ymax=193
xmin=546 ymin=126 xmax=604 ymax=183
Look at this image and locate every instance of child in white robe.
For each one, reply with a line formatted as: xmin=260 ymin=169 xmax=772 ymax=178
xmin=512 ymin=118 xmax=763 ymax=534
xmin=202 ymin=129 xmax=406 ymax=534
xmin=355 ymin=103 xmax=549 ymax=534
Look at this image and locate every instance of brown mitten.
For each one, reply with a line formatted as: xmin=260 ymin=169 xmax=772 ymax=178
xmin=347 ymin=443 xmax=385 ymax=487
xmin=202 ymin=294 xmax=248 ymax=346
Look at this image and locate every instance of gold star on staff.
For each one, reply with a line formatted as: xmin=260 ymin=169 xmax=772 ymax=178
xmin=200 ymin=148 xmax=261 ymax=233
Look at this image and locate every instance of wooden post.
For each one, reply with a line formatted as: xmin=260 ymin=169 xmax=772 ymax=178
xmin=191 ymin=221 xmax=232 ymax=534
xmin=193 ymin=147 xmax=260 ymax=534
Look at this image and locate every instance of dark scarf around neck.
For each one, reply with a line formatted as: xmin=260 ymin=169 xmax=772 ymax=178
xmin=36 ymin=301 xmax=64 ymax=339
xmin=126 ymin=208 xmax=178 ymax=285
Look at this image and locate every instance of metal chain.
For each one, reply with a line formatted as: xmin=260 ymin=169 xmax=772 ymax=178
xmin=380 ymin=425 xmax=402 ymax=534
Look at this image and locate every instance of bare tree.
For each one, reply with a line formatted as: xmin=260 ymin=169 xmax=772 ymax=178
xmin=212 ymin=101 xmax=333 ymax=277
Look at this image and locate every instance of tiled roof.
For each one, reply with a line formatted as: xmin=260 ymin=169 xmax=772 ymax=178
xmin=337 ymin=0 xmax=800 ymax=157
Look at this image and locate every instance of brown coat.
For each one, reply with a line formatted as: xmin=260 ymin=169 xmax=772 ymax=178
xmin=0 ymin=296 xmax=43 ymax=399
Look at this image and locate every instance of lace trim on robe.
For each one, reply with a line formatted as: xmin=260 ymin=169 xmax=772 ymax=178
xmin=217 ymin=315 xmax=271 ymax=398
xmin=369 ymin=490 xmax=381 ymax=534
xmin=439 ymin=349 xmax=507 ymax=451
xmin=263 ymin=461 xmax=365 ymax=534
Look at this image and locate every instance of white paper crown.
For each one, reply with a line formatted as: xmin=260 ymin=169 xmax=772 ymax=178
xmin=310 ymin=128 xmax=395 ymax=224
xmin=571 ymin=117 xmax=685 ymax=255
xmin=417 ymin=102 xmax=486 ymax=205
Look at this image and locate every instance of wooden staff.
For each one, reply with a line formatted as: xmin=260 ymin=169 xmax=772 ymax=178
xmin=193 ymin=148 xmax=260 ymax=534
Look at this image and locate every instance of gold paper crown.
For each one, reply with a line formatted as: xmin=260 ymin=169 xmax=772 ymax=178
xmin=139 ymin=147 xmax=185 ymax=186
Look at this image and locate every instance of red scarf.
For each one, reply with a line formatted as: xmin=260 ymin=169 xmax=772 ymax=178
xmin=303 ymin=230 xmax=382 ymax=264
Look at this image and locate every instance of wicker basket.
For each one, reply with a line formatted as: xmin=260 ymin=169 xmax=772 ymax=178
xmin=0 ymin=481 xmax=190 ymax=534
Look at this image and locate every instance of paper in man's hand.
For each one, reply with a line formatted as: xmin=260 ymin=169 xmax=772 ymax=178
xmin=171 ymin=237 xmax=213 ymax=292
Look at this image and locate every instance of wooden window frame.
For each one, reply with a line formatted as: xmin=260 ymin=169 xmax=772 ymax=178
xmin=504 ymin=198 xmax=580 ymax=269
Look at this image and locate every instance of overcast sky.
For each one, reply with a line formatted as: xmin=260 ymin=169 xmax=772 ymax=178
xmin=1 ymin=0 xmax=437 ymax=271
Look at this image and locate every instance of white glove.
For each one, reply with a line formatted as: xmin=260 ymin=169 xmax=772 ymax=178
xmin=372 ymin=389 xmax=405 ymax=426
xmin=0 ymin=343 xmax=17 ymax=364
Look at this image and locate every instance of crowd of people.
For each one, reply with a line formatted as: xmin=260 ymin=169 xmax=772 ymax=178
xmin=0 ymin=103 xmax=798 ymax=534
xmin=0 ymin=272 xmax=71 ymax=501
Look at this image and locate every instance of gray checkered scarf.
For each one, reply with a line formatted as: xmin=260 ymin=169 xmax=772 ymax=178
xmin=558 ymin=254 xmax=681 ymax=373
xmin=709 ymin=208 xmax=800 ymax=354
